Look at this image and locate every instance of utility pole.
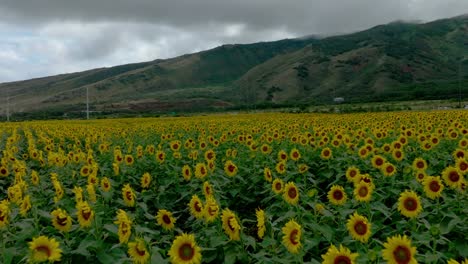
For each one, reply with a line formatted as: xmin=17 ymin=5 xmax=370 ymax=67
xmin=86 ymin=86 xmax=89 ymax=120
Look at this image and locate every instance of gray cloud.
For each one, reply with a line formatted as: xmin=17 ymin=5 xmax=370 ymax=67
xmin=0 ymin=0 xmax=467 ymax=82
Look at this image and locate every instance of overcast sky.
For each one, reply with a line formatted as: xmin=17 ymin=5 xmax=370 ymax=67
xmin=0 ymin=0 xmax=467 ymax=83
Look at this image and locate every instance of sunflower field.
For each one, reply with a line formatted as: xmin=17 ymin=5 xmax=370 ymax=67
xmin=0 ymin=111 xmax=467 ymax=263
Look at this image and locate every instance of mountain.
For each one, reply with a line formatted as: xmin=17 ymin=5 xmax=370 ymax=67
xmin=1 ymin=15 xmax=467 ymax=117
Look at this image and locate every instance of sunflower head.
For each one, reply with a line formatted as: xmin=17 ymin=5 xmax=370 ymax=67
xmin=76 ymin=201 xmax=94 ymax=228
xmin=255 ymin=208 xmax=266 ymax=239
xmin=122 ymin=184 xmax=135 ymax=207
xmin=224 ymin=160 xmax=238 ymax=177
xmin=272 ymin=178 xmax=284 ymax=194
xmin=442 ymin=166 xmax=464 ymax=189
xmin=346 ymin=166 xmax=360 ymax=183
xmin=221 ymin=209 xmax=241 ymax=241
xmin=127 ymin=238 xmax=150 ymax=264
xmin=382 ymin=234 xmax=417 ymax=264
xmin=398 ymin=190 xmax=423 ymax=218
xmin=328 ymin=185 xmax=347 ymax=206
xmin=188 ymin=195 xmax=204 ymax=219
xmin=182 ymin=165 xmax=192 ymax=181
xmin=346 ymin=212 xmax=372 ymax=243
xmin=321 ymin=147 xmax=332 ymax=160
xmin=140 ymin=172 xmax=151 ymax=189
xmin=353 ymin=181 xmax=373 ymax=202
xmin=282 ymin=219 xmax=302 ymax=254
xmin=51 ymin=208 xmax=72 ymax=232
xmin=412 ymin=158 xmax=427 ymax=171
xmin=28 ymin=236 xmax=62 ymax=263
xmin=321 ymin=244 xmax=359 ymax=264
xmin=195 ymin=163 xmax=208 ymax=179
xmin=204 ymin=197 xmax=219 ymax=223
xmin=283 ymin=182 xmax=299 ymax=205
xmin=168 ymin=233 xmax=202 ymax=264
xmin=423 ymin=176 xmax=444 ymax=200
xmin=156 ymin=209 xmax=176 ymax=230
xmin=382 ymin=162 xmax=397 ymax=177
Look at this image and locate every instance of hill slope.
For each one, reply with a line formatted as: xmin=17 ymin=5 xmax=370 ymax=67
xmin=0 ymin=15 xmax=467 ymax=116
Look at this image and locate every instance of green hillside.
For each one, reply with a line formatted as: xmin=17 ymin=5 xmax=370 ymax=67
xmin=0 ymin=15 xmax=467 ymax=117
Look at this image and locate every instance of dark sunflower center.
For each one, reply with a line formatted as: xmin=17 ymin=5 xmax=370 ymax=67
xmin=376 ymin=158 xmax=383 ymax=166
xmin=82 ymin=210 xmax=91 ymax=220
xmin=57 ymin=215 xmax=68 ymax=226
xmin=358 ymin=186 xmax=368 ymax=197
xmin=460 ymin=162 xmax=468 ymax=171
xmin=228 ymin=165 xmax=235 ymax=172
xmin=354 ymin=221 xmax=367 ymax=235
xmin=194 ymin=201 xmax=202 ymax=212
xmin=393 ymin=245 xmax=411 ymax=263
xmin=281 ymin=154 xmax=287 ymax=160
xmin=417 ymin=173 xmax=424 ymax=179
xmin=208 ymin=205 xmax=217 ymax=216
xmin=416 ymin=161 xmax=424 ymax=169
xmin=396 ymin=152 xmax=402 ymax=158
xmin=429 ymin=181 xmax=441 ymax=192
xmin=227 ymin=217 xmax=236 ymax=231
xmin=293 ymin=152 xmax=299 ymax=158
xmin=404 ymin=198 xmax=418 ymax=211
xmin=178 ymin=243 xmax=195 ymax=261
xmin=0 ymin=168 xmax=6 ymax=174
xmin=127 ymin=157 xmax=132 ymax=163
xmin=334 ymin=256 xmax=352 ymax=264
xmin=135 ymin=245 xmax=146 ymax=256
xmin=386 ymin=165 xmax=394 ymax=173
xmin=83 ymin=168 xmax=88 ymax=174
xmin=200 ymin=167 xmax=206 ymax=175
xmin=162 ymin=214 xmax=172 ymax=224
xmin=449 ymin=171 xmax=460 ymax=182
xmin=324 ymin=150 xmax=330 ymax=156
xmin=289 ymin=229 xmax=299 ymax=245
xmin=126 ymin=191 xmax=133 ymax=201
xmin=333 ymin=190 xmax=343 ymax=200
xmin=350 ymin=170 xmax=356 ymax=177
xmin=275 ymin=182 xmax=282 ymax=190
xmin=36 ymin=245 xmax=51 ymax=257
xmin=288 ymin=187 xmax=297 ymax=199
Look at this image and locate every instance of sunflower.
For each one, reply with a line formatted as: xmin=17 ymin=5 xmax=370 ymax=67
xmin=122 ymin=184 xmax=136 ymax=207
xmin=155 ymin=150 xmax=165 ymax=164
xmin=412 ymin=158 xmax=427 ymax=171
xmin=275 ymin=161 xmax=287 ymax=174
xmin=113 ymin=162 xmax=120 ymax=176
xmin=124 ymin=155 xmax=134 ymax=166
xmin=101 ymin=177 xmax=111 ymax=192
xmin=170 ymin=140 xmax=181 ymax=152
xmin=51 ymin=208 xmax=72 ymax=232
xmin=277 ymin=150 xmax=288 ymax=162
xmin=442 ymin=166 xmax=464 ymax=189
xmin=256 ymin=208 xmax=266 ymax=239
xmin=414 ymin=170 xmax=427 ymax=183
xmin=282 ymin=219 xmax=302 ymax=254
xmin=382 ymin=235 xmax=417 ymax=264
xmin=115 ymin=209 xmax=132 ymax=244
xmin=182 ymin=165 xmax=192 ymax=181
xmin=321 ymin=244 xmax=358 ymax=264
xmin=204 ymin=197 xmax=219 ymax=223
xmin=353 ymin=181 xmax=373 ymax=202
xmin=392 ymin=149 xmax=404 ymax=162
xmin=224 ymin=160 xmax=238 ymax=177
xmin=156 ymin=209 xmax=176 ymax=230
xmin=290 ymin=148 xmax=301 ymax=161
xmin=221 ymin=209 xmax=241 ymax=241
xmin=202 ymin=181 xmax=214 ymax=198
xmin=346 ymin=166 xmax=360 ymax=183
xmin=127 ymin=238 xmax=150 ymax=264
xmin=358 ymin=146 xmax=369 ymax=159
xmin=28 ymin=236 xmax=62 ymax=263
xmin=31 ymin=170 xmax=40 ymax=185
xmin=204 ymin=149 xmax=216 ymax=161
xmin=398 ymin=190 xmax=423 ymax=218
xmin=168 ymin=233 xmax=202 ymax=264
xmin=264 ymin=167 xmax=273 ymax=182
xmin=382 ymin=162 xmax=397 ymax=177
xmin=0 ymin=165 xmax=9 ymax=177
xmin=20 ymin=195 xmax=32 ymax=217
xmin=298 ymin=164 xmax=309 ymax=174
xmin=321 ymin=147 xmax=332 ymax=160
xmin=260 ymin=144 xmax=272 ymax=154
xmin=455 ymin=158 xmax=468 ymax=175
xmin=80 ymin=165 xmax=91 ymax=177
xmin=371 ymin=155 xmax=386 ymax=169
xmin=195 ymin=163 xmax=208 ymax=179
xmin=423 ymin=176 xmax=444 ymax=200
xmin=328 ymin=185 xmax=347 ymax=206
xmin=77 ymin=201 xmax=94 ymax=228
xmin=0 ymin=200 xmax=10 ymax=228
xmin=346 ymin=212 xmax=372 ymax=243
xmin=188 ymin=195 xmax=204 ymax=219
xmin=140 ymin=172 xmax=151 ymax=189
xmin=283 ymin=182 xmax=299 ymax=205
xmin=272 ymin=178 xmax=284 ymax=194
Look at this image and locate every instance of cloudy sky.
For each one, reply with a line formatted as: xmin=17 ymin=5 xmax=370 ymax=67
xmin=0 ymin=0 xmax=467 ymax=83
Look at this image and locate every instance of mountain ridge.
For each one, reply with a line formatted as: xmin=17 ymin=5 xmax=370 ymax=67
xmin=1 ymin=14 xmax=467 ymax=116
